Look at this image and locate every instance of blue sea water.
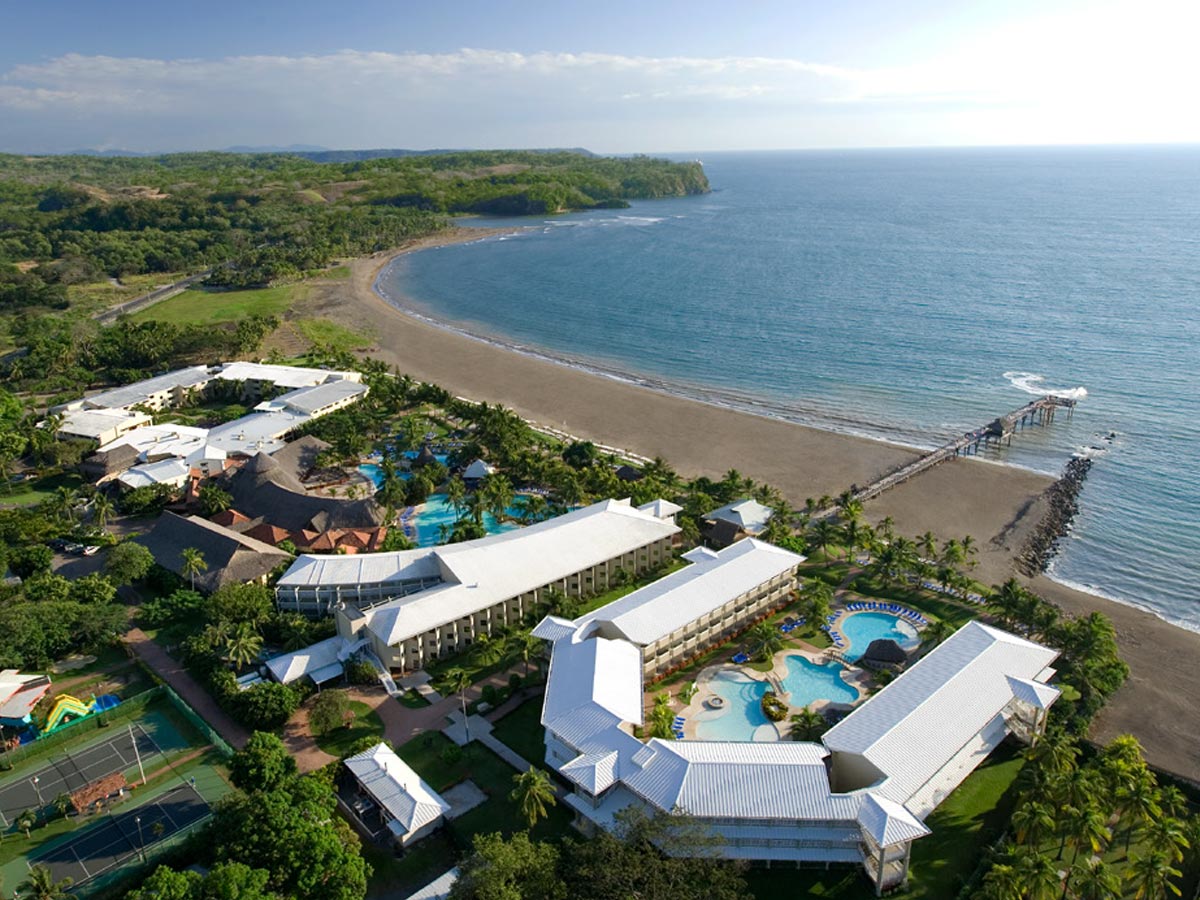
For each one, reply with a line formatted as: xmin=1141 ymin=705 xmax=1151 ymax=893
xmin=376 ymin=147 xmax=1200 ymax=630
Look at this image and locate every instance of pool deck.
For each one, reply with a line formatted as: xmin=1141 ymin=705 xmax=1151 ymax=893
xmin=678 ymin=642 xmax=872 ymax=741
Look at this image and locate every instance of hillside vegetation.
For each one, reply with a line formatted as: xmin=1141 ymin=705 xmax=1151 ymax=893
xmin=0 ymin=150 xmax=708 ymax=304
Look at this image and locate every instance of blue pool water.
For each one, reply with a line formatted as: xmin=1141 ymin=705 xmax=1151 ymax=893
xmin=781 ymin=655 xmax=859 ymax=707
xmin=840 ymin=612 xmax=920 ymax=662
xmin=694 ymin=671 xmax=777 ymax=742
xmin=358 ymin=463 xmax=412 ymax=485
xmin=407 ymin=494 xmax=523 ymax=547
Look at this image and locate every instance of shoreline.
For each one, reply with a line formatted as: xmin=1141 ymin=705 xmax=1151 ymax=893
xmin=302 ymin=227 xmax=1200 ymax=781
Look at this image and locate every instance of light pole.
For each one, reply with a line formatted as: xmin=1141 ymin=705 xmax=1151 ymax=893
xmin=30 ymin=775 xmax=43 ymax=807
xmin=135 ymin=815 xmax=146 ymax=861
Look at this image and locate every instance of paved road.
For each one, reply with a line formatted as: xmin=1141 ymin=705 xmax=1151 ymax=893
xmin=123 ymin=628 xmax=249 ymax=750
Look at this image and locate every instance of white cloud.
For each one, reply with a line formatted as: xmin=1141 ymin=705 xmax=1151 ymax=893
xmin=2 ymin=5 xmax=1199 ymax=154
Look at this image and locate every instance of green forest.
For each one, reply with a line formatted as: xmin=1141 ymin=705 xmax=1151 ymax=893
xmin=0 ymin=150 xmax=708 ymax=302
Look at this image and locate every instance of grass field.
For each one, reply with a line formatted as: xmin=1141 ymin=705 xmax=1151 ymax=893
xmin=130 ymin=283 xmax=306 ymax=325
xmin=0 ymin=470 xmax=85 ymax=507
xmin=370 ymin=733 xmax=573 ymax=897
xmin=65 ymin=273 xmax=187 ymax=316
xmin=489 ymin=698 xmax=547 ymax=766
xmin=293 ymin=317 xmax=372 ymax=352
xmin=313 ymin=701 xmax=385 ymax=758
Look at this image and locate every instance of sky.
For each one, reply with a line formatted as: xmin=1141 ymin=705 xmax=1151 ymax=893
xmin=1 ymin=0 xmax=1198 ymax=154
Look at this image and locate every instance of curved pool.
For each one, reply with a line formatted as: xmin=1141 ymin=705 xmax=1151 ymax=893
xmin=781 ymin=655 xmax=859 ymax=706
xmin=840 ymin=611 xmax=920 ymax=661
xmin=693 ymin=671 xmax=777 ymax=742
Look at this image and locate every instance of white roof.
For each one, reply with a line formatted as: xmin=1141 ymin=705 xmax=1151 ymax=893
xmin=207 ymin=410 xmax=310 ymax=456
xmin=403 ymin=869 xmax=459 ymax=900
xmin=345 ymin=743 xmax=450 ymax=836
xmin=217 ymin=361 xmax=360 ymax=389
xmin=541 ymin=629 xmax=644 ymax=743
xmin=83 ymin=366 xmax=212 ymax=410
xmin=623 ymin=740 xmax=860 ymax=822
xmin=531 ymin=615 xmax=577 ymax=643
xmin=278 ymin=548 xmax=442 ymax=589
xmin=265 ymin=635 xmax=350 ymax=684
xmin=99 ymin=423 xmax=211 ymax=461
xmin=1006 ymin=675 xmax=1061 ymax=710
xmin=857 ymin=793 xmax=930 ymax=845
xmin=58 ymin=408 xmax=151 ymax=440
xmin=822 ymin=621 xmax=1059 ymax=806
xmin=118 ymin=458 xmax=191 ymax=489
xmin=258 ymin=380 xmax=369 ymax=416
xmin=636 ymin=499 xmax=683 ymax=520
xmin=580 ymin=539 xmax=802 ymax=646
xmin=462 ymin=459 xmax=495 ymax=480
xmin=561 ymin=750 xmax=620 ymax=794
xmin=705 ymin=498 xmax=774 ymax=533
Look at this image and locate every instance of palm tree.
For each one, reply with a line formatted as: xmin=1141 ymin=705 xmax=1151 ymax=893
xmin=921 ymin=619 xmax=955 ymax=648
xmin=91 ymin=493 xmax=114 ymax=530
xmin=1065 ymin=803 xmax=1110 ymax=864
xmin=53 ymin=486 xmax=79 ymax=524
xmin=17 ymin=864 xmax=76 ymax=900
xmin=917 ymin=531 xmax=938 ymax=561
xmin=480 ymin=473 xmax=515 ymax=522
xmin=1067 ymin=859 xmax=1122 ymax=900
xmin=510 ymin=766 xmax=557 ymax=830
xmin=840 ymin=519 xmax=864 ymax=562
xmin=1117 ymin=773 xmax=1162 ymax=855
xmin=17 ymin=809 xmax=36 ymax=838
xmin=223 ymin=623 xmax=263 ymax=669
xmin=989 ymin=579 xmax=1029 ymax=631
xmin=1013 ymin=848 xmax=1062 ymax=900
xmin=979 ymin=860 xmax=1024 ymax=900
xmin=445 ymin=476 xmax=467 ymax=517
xmin=469 ymin=633 xmax=506 ymax=667
xmin=1126 ymin=848 xmax=1182 ymax=899
xmin=800 ymin=580 xmax=834 ymax=625
xmin=517 ymin=493 xmax=548 ymax=525
xmin=1144 ymin=816 xmax=1191 ymax=863
xmin=180 ymin=547 xmax=207 ymax=591
xmin=445 ymin=668 xmax=473 ymax=741
xmin=749 ymin=622 xmax=783 ymax=662
xmin=788 ymin=707 xmax=826 ymax=742
xmin=1011 ymin=800 xmax=1056 ymax=847
xmin=807 ymin=519 xmax=839 ymax=561
xmin=512 ymin=630 xmax=542 ymax=679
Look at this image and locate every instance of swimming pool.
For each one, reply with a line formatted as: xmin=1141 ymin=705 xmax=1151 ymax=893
xmin=406 ymin=494 xmax=524 ymax=547
xmin=693 ymin=671 xmax=778 ymax=742
xmin=358 ymin=463 xmax=412 ymax=486
xmin=840 ymin=612 xmax=920 ymax=662
xmin=781 ymin=655 xmax=859 ymax=707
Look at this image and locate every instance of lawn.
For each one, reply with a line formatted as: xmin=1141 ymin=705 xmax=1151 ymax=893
xmin=314 ymin=700 xmax=385 ymax=758
xmin=64 ymin=272 xmax=187 ymax=316
xmin=490 ymin=697 xmax=547 ymax=766
xmin=294 ymin=317 xmax=372 ymax=352
xmin=130 ymin=283 xmax=306 ymax=325
xmin=383 ymin=732 xmax=574 ymax=897
xmin=0 ymin=469 xmax=84 ymax=507
xmin=743 ymin=744 xmax=1025 ymax=900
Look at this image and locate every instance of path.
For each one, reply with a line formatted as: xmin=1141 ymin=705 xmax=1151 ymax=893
xmin=123 ymin=628 xmax=250 ymax=750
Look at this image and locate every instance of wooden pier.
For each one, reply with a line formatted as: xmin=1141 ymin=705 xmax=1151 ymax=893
xmin=820 ymin=395 xmax=1076 ymax=514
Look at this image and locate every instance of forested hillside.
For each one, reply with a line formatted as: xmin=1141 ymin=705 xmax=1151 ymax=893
xmin=0 ymin=150 xmax=708 ymax=300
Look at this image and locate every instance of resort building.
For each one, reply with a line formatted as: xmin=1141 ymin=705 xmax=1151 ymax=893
xmin=117 ymin=457 xmax=192 ymax=491
xmin=51 ymin=362 xmax=367 ymax=464
xmin=134 ymin=512 xmax=293 ymax=592
xmin=702 ymin=497 xmax=775 ymax=548
xmin=268 ymin=498 xmax=681 ymax=681
xmin=56 ymin=408 xmax=152 ymax=446
xmin=343 ymin=743 xmax=451 ymax=848
xmin=535 ymin=615 xmax=1059 ymax=894
xmin=573 ymin=539 xmax=803 ymax=679
xmin=461 ymin=458 xmax=495 ymax=488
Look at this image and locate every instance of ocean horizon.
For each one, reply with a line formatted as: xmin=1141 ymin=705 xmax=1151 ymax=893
xmin=376 ymin=146 xmax=1200 ymax=632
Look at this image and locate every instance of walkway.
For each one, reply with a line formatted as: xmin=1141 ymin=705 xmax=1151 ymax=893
xmin=123 ymin=627 xmax=250 ymax=750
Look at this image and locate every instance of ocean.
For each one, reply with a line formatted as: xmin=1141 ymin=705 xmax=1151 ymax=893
xmin=375 ymin=146 xmax=1200 ymax=630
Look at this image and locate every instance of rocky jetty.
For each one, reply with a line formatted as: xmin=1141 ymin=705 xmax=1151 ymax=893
xmin=1017 ymin=455 xmax=1093 ymax=576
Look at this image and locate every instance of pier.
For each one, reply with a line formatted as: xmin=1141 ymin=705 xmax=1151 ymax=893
xmin=821 ymin=395 xmax=1076 ymax=513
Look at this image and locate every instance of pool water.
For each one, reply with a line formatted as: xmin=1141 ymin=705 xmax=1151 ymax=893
xmin=840 ymin=612 xmax=920 ymax=662
xmin=408 ymin=494 xmax=523 ymax=547
xmin=781 ymin=655 xmax=859 ymax=707
xmin=693 ymin=671 xmax=778 ymax=742
xmin=358 ymin=463 xmax=412 ymax=485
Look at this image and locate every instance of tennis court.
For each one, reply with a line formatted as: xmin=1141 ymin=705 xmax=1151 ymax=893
xmin=29 ymin=783 xmax=210 ymax=886
xmin=0 ymin=725 xmax=161 ymax=824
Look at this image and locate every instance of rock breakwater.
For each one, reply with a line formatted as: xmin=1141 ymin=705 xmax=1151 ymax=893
xmin=1017 ymin=455 xmax=1094 ymax=576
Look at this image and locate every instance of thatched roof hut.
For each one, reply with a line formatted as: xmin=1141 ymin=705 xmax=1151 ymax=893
xmin=860 ymin=639 xmax=908 ymax=667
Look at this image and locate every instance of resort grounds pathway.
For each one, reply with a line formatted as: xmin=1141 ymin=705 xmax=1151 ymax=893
xmin=124 ymin=627 xmax=250 ymax=750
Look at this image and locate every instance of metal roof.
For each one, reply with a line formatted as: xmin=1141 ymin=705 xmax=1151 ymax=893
xmin=259 ymin=380 xmax=369 ymax=415
xmin=344 ymin=743 xmax=450 ymax=835
xmin=83 ymin=366 xmax=213 ymax=410
xmin=217 ymin=361 xmax=360 ymax=389
xmin=462 ymin=459 xmax=495 ymax=480
xmin=1006 ymin=675 xmax=1061 ymax=710
xmin=579 ymin=539 xmax=802 ymax=646
xmin=822 ymin=621 xmax=1059 ymax=806
xmin=279 ymin=549 xmax=441 ymax=589
xmin=857 ymin=793 xmax=930 ymax=845
xmin=265 ymin=635 xmax=351 ymax=684
xmin=117 ymin=458 xmax=190 ymax=489
xmin=704 ymin=498 xmax=774 ymax=533
xmin=58 ymin=408 xmax=151 ymax=440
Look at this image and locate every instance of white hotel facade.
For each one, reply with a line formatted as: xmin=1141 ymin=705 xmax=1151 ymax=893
xmin=535 ymin=595 xmax=1060 ymax=893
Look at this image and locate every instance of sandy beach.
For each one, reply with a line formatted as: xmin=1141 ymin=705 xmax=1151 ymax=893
xmin=303 ymin=228 xmax=1200 ymax=782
